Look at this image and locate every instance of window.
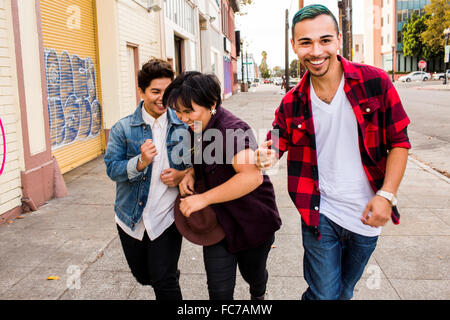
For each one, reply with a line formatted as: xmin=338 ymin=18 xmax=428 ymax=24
xmin=165 ymin=0 xmax=195 ymax=34
xmin=355 ymin=44 xmax=359 ymax=52
xmin=387 ymin=14 xmax=390 ymax=25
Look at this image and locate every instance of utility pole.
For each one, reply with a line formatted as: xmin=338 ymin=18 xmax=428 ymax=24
xmin=298 ymin=0 xmax=305 ymax=78
xmin=338 ymin=0 xmax=352 ymax=60
xmin=348 ymin=0 xmax=352 ymax=61
xmin=444 ymin=28 xmax=450 ymax=85
xmin=285 ymin=9 xmax=290 ymax=92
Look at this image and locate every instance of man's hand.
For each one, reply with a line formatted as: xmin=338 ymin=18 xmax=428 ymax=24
xmin=255 ymin=140 xmax=278 ymax=170
xmin=138 ymin=139 xmax=157 ymax=171
xmin=179 ymin=169 xmax=195 ymax=197
xmin=361 ymin=195 xmax=392 ymax=227
xmin=160 ymin=168 xmax=185 ymax=188
xmin=179 ymin=194 xmax=209 ymax=217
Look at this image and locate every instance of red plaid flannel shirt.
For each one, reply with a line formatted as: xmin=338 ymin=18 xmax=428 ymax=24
xmin=267 ymin=56 xmax=411 ymax=239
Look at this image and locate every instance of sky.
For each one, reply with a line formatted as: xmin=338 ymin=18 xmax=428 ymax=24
xmin=235 ymin=0 xmax=364 ymax=69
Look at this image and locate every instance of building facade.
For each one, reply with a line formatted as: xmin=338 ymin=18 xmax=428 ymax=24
xmin=364 ymin=0 xmax=445 ymax=73
xmin=0 ymin=0 xmax=24 ymax=223
xmin=237 ymin=53 xmax=257 ymax=83
xmin=364 ymin=0 xmax=382 ymax=68
xmin=197 ymin=0 xmax=225 ymax=93
xmin=353 ymin=34 xmax=365 ymax=63
xmin=221 ymin=0 xmax=239 ymax=98
xmin=97 ymin=0 xmax=164 ymax=143
xmin=0 ymin=0 xmax=241 ymax=222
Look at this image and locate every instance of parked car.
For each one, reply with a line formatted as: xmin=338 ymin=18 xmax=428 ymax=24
xmin=264 ymin=79 xmax=270 ymax=84
xmin=398 ymin=71 xmax=431 ymax=82
xmin=432 ymin=70 xmax=450 ymax=80
xmin=274 ymin=77 xmax=282 ymax=86
xmin=288 ymin=78 xmax=300 ymax=87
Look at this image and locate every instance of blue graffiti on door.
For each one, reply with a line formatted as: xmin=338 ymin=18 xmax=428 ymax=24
xmin=45 ymin=49 xmax=102 ymax=148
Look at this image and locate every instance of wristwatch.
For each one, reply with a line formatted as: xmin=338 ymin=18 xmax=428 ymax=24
xmin=376 ymin=190 xmax=397 ymax=206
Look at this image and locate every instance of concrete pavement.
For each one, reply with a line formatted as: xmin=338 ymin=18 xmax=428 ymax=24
xmin=0 ymin=84 xmax=449 ymax=300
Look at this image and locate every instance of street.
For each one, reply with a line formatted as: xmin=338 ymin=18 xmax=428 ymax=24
xmin=395 ymin=82 xmax=450 ymax=177
xmin=0 ymin=84 xmax=449 ymax=300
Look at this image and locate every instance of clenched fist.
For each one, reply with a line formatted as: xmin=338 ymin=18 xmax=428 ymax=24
xmin=137 ymin=139 xmax=158 ymax=171
xmin=255 ymin=140 xmax=278 ymax=170
xmin=160 ymin=168 xmax=185 ymax=187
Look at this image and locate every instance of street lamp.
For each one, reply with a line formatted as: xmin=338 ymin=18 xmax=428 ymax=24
xmin=444 ymin=28 xmax=450 ymax=85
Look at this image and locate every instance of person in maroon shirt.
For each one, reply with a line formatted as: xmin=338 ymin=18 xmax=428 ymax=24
xmin=256 ymin=5 xmax=410 ymax=300
xmin=163 ymin=71 xmax=281 ymax=300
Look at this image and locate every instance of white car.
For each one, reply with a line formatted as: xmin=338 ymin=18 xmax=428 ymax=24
xmin=432 ymin=70 xmax=450 ymax=80
xmin=398 ymin=71 xmax=431 ymax=82
xmin=274 ymin=77 xmax=282 ymax=86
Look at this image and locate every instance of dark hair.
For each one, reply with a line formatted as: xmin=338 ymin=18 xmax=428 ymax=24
xmin=138 ymin=59 xmax=174 ymax=92
xmin=163 ymin=72 xmax=222 ymax=112
xmin=291 ymin=4 xmax=339 ymax=39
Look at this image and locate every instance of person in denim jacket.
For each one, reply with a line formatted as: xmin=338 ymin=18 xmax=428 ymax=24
xmin=104 ymin=59 xmax=189 ymax=300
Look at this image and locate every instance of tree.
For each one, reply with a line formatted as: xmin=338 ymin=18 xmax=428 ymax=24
xmin=402 ymin=13 xmax=428 ymax=59
xmin=236 ymin=0 xmax=254 ymax=16
xmin=259 ymin=51 xmax=269 ymax=77
xmin=272 ymin=66 xmax=284 ymax=77
xmin=421 ymin=0 xmax=450 ymax=56
xmin=261 ymin=69 xmax=271 ymax=79
xmin=289 ymin=59 xmax=299 ymax=78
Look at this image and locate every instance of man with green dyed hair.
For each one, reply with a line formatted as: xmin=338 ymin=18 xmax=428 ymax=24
xmin=256 ymin=4 xmax=411 ymax=299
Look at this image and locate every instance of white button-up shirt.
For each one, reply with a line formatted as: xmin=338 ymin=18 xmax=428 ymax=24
xmin=115 ymin=108 xmax=179 ymax=241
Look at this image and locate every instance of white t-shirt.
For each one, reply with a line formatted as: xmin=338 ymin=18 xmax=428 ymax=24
xmin=310 ymin=76 xmax=381 ymax=237
xmin=115 ymin=109 xmax=179 ymax=241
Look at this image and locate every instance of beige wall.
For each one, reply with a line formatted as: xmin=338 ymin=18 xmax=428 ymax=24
xmin=17 ymin=0 xmax=46 ymax=155
xmin=0 ymin=0 xmax=24 ymax=215
xmin=364 ymin=0 xmax=382 ymax=68
xmin=353 ymin=34 xmax=365 ymax=63
xmin=97 ymin=0 xmax=163 ymax=130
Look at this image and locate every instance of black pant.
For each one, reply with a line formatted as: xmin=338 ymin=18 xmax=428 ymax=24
xmin=203 ymin=235 xmax=275 ymax=300
xmin=117 ymin=223 xmax=182 ymax=300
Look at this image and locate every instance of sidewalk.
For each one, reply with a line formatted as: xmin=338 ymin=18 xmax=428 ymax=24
xmin=415 ymin=84 xmax=450 ymax=91
xmin=0 ymin=85 xmax=449 ymax=300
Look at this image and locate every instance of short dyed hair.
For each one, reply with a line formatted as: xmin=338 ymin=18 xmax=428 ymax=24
xmin=291 ymin=4 xmax=339 ymax=39
xmin=163 ymin=71 xmax=222 ymax=112
xmin=138 ymin=59 xmax=174 ymax=92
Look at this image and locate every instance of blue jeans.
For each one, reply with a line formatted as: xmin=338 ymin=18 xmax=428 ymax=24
xmin=301 ymin=214 xmax=378 ymax=300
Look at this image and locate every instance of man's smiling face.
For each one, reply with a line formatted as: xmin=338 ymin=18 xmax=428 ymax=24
xmin=291 ymin=14 xmax=342 ymax=78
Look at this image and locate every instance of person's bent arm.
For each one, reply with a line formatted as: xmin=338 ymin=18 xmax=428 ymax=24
xmin=178 ymin=149 xmax=263 ymax=217
xmin=361 ymin=147 xmax=409 ymax=227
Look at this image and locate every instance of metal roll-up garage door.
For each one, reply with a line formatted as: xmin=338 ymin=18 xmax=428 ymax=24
xmin=40 ymin=0 xmax=104 ymax=174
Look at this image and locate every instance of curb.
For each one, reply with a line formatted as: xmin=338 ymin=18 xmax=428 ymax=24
xmin=408 ymin=155 xmax=450 ymax=184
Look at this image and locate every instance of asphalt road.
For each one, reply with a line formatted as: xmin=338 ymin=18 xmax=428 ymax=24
xmin=394 ymin=81 xmax=450 ymax=176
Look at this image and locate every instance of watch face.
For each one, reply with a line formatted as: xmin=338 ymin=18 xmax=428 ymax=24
xmin=392 ymin=197 xmax=398 ymax=206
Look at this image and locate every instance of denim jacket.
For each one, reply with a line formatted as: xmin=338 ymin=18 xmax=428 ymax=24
xmin=104 ymin=102 xmax=189 ymax=230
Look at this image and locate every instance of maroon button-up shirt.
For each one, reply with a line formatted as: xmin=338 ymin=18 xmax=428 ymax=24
xmin=193 ymin=106 xmax=281 ymax=253
xmin=267 ymin=56 xmax=411 ymax=239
